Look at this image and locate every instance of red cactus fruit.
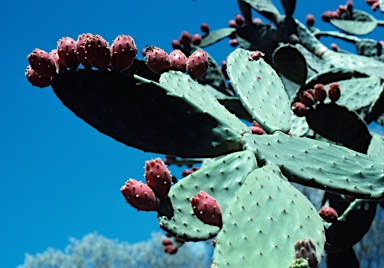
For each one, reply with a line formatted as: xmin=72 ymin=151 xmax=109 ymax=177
xmin=111 ymin=34 xmax=137 ymax=71
xmin=162 ymin=239 xmax=173 ymax=246
xmin=49 ymin=49 xmax=66 ymax=71
xmin=300 ymin=91 xmax=315 ymax=107
xmin=182 ymin=167 xmax=200 ymax=177
xmin=366 ymin=0 xmax=377 ymax=5
xmin=182 ymin=169 xmax=192 ymax=177
xmin=331 ymin=11 xmax=340 ymax=19
xmin=120 ymin=179 xmax=159 ymax=211
xmin=248 ymin=51 xmax=265 ymax=61
xmin=234 ymin=14 xmax=245 ymax=26
xmin=84 ymin=35 xmax=111 ymax=71
xmin=144 ymin=158 xmax=172 ymax=199
xmin=169 ymin=49 xmax=187 ymax=72
xmin=372 ymin=2 xmax=380 ymax=11
xmin=144 ymin=46 xmax=171 ymax=74
xmin=294 ymin=238 xmax=318 ymax=268
xmin=318 ymin=206 xmax=338 ymax=222
xmin=321 ymin=11 xmax=332 ymax=22
xmin=250 ymin=126 xmax=265 ymax=135
xmin=57 ymin=37 xmax=79 ymax=69
xmin=179 ymin=31 xmax=192 ymax=46
xmin=171 ymin=39 xmax=181 ymax=49
xmin=192 ymin=33 xmax=202 ymax=46
xmin=314 ymin=84 xmax=327 ymax=102
xmin=328 ymin=82 xmax=341 ymax=102
xmin=337 ymin=5 xmax=347 ymax=15
xmin=200 ymin=23 xmax=210 ymax=34
xmin=306 ymin=14 xmax=315 ymax=27
xmin=228 ymin=19 xmax=238 ymax=28
xmin=229 ymin=39 xmax=239 ymax=47
xmin=292 ymin=102 xmax=308 ymax=117
xmin=27 ymin=48 xmax=56 ymax=77
xmin=190 ymin=190 xmax=222 ymax=228
xmin=25 ymin=65 xmax=51 ymax=88
xmin=187 ymin=49 xmax=209 ymax=79
xmin=347 ymin=0 xmax=353 ymax=11
xmin=76 ymin=33 xmax=93 ymax=68
xmin=164 ymin=245 xmax=178 ymax=254
xmin=330 ymin=43 xmax=339 ymax=52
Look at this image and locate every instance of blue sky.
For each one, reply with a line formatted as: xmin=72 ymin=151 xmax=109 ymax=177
xmin=1 ymin=1 xmax=383 ymax=267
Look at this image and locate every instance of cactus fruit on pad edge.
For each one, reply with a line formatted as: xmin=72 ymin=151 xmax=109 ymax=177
xmin=158 ymin=150 xmax=258 ymax=241
xmin=51 ymin=69 xmax=248 ymax=158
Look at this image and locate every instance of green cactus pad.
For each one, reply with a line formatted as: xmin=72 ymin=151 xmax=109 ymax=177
xmin=212 ymin=165 xmax=325 ymax=267
xmin=368 ymin=133 xmax=384 ymax=160
xmin=242 ymin=0 xmax=280 ymax=20
xmin=51 ymin=70 xmax=245 ymax=158
xmin=323 ymin=76 xmax=382 ymax=112
xmin=226 ymin=48 xmax=291 ymax=133
xmin=200 ymin=28 xmax=236 ymax=48
xmin=306 ymin=103 xmax=372 ymax=153
xmin=290 ymin=112 xmax=309 ymax=137
xmin=157 ymin=151 xmax=258 ymax=241
xmin=159 ymin=71 xmax=249 ymax=133
xmin=355 ymin=39 xmax=382 ymax=58
xmin=314 ymin=30 xmax=360 ymax=44
xmin=295 ymin=44 xmax=331 ymax=74
xmin=330 ymin=10 xmax=377 ymax=35
xmin=242 ymin=131 xmax=384 ymax=199
xmin=272 ymin=44 xmax=307 ymax=85
xmin=322 ymin=51 xmax=384 ymax=79
xmin=217 ymin=97 xmax=253 ymax=122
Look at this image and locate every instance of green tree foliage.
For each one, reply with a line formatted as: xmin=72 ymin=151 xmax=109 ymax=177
xmin=18 ymin=232 xmax=212 ymax=268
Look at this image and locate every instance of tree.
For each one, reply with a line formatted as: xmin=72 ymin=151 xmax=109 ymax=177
xmin=18 ymin=232 xmax=212 ymax=268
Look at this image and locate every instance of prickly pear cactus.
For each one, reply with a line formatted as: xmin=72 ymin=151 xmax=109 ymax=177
xmin=24 ymin=0 xmax=384 ymax=267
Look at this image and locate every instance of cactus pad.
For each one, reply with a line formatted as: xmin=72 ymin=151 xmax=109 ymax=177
xmin=242 ymin=131 xmax=384 ymax=199
xmin=51 ymin=70 xmax=246 ymax=157
xmin=212 ymin=165 xmax=325 ymax=267
xmin=226 ymin=48 xmax=291 ymax=133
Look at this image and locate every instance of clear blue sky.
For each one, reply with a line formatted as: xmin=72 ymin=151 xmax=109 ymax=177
xmin=1 ymin=1 xmax=383 ymax=267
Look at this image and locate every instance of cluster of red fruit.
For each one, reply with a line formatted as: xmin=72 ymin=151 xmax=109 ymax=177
xmin=25 ymin=34 xmax=138 ymax=88
xmin=142 ymin=46 xmax=209 ymax=79
xmin=291 ymin=83 xmax=341 ymax=117
xmin=366 ymin=0 xmax=381 ymax=11
xmin=321 ymin=0 xmax=353 ymax=22
xmin=161 ymin=232 xmax=185 ymax=255
xmin=120 ymin=158 xmax=172 ymax=211
xmin=120 ymin=158 xmax=222 ymax=229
